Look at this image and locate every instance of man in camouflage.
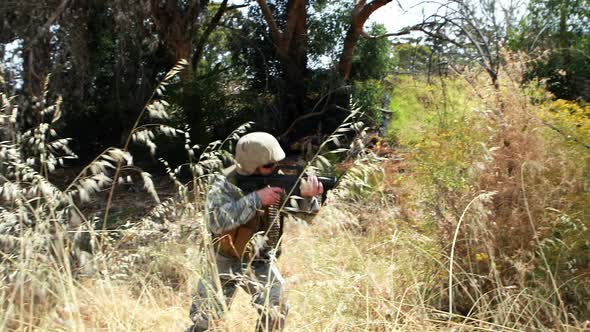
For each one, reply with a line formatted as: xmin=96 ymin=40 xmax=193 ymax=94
xmin=187 ymin=132 xmax=324 ymax=332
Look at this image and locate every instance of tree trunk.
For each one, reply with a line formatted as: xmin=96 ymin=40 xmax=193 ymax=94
xmin=280 ymin=0 xmax=307 ymax=128
xmin=255 ymin=0 xmax=307 ymax=132
xmin=339 ymin=26 xmax=360 ymax=81
xmin=22 ymin=36 xmax=52 ymax=100
xmin=338 ymin=0 xmax=392 ymax=80
xmin=149 ymin=0 xmax=209 ymax=79
xmin=255 ymin=0 xmax=392 ymax=137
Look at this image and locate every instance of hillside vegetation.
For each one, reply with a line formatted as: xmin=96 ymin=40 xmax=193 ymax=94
xmin=1 ymin=53 xmax=588 ymax=331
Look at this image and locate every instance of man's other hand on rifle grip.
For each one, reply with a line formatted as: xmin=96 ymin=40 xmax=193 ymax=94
xmin=256 ymin=186 xmax=285 ymax=206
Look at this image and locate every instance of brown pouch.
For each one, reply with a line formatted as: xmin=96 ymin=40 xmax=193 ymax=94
xmin=213 ymin=215 xmax=259 ymax=260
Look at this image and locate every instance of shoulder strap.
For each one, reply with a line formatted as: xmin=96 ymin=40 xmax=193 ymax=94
xmin=222 ymin=165 xmax=238 ymax=186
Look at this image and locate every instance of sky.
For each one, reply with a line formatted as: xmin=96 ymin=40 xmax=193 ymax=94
xmin=369 ymin=0 xmax=528 ymax=34
xmin=368 ymin=0 xmax=437 ymax=33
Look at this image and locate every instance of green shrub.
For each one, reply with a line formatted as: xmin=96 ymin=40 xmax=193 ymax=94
xmin=352 ymin=79 xmax=387 ymax=127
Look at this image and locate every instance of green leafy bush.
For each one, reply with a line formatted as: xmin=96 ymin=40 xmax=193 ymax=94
xmin=352 ymin=79 xmax=386 ymax=127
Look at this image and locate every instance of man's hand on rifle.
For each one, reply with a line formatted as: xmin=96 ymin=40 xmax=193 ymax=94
xmin=256 ymin=186 xmax=285 ymax=206
xmin=300 ymin=175 xmax=324 ymax=197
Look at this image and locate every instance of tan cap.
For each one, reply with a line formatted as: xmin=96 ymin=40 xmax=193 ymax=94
xmin=236 ymin=132 xmax=285 ymax=175
xmin=235 ymin=132 xmax=285 ymax=175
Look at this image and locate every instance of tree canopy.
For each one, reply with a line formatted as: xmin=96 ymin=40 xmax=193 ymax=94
xmin=0 ymin=0 xmax=588 ymax=160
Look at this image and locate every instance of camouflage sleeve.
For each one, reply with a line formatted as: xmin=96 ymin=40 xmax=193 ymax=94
xmin=206 ymin=176 xmax=262 ymax=235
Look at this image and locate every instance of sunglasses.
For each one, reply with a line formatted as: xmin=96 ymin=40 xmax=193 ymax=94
xmin=261 ymin=162 xmax=278 ymax=169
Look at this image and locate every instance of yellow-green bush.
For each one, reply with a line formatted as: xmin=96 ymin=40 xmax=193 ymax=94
xmin=387 ymin=76 xmax=480 ymax=146
xmin=387 ymin=76 xmax=491 ymax=214
xmin=541 ymin=99 xmax=590 ymax=149
xmin=387 ymin=69 xmax=590 ymax=325
xmin=536 ymin=99 xmax=590 ymax=317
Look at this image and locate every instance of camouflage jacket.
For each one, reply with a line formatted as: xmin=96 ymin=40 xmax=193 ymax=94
xmin=206 ymin=166 xmax=320 ymax=243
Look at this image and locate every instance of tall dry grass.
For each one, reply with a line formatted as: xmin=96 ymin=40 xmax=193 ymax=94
xmin=387 ymin=52 xmax=589 ymax=329
xmin=0 ymin=61 xmax=210 ymax=330
xmin=1 ymin=54 xmax=589 ymax=332
xmin=0 ymin=61 xmax=370 ymax=331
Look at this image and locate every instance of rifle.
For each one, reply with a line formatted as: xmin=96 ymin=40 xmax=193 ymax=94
xmin=235 ymin=166 xmax=336 ymax=204
xmin=212 ymin=166 xmax=335 ymax=259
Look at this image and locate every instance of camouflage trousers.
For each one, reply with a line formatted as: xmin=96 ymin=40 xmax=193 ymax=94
xmin=188 ymin=254 xmax=289 ymax=332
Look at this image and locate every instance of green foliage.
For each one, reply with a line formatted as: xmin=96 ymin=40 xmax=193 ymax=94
xmin=541 ymin=99 xmax=590 ymax=147
xmin=390 ymin=76 xmax=490 ymax=214
xmin=540 ymin=209 xmax=589 ymax=293
xmin=347 ymin=24 xmax=395 ymax=128
xmin=195 ymin=5 xmax=245 ymax=75
xmin=523 ymin=0 xmax=590 ymax=42
xmin=511 ymin=0 xmax=590 ymax=100
xmin=537 ymin=100 xmax=590 ymax=293
xmin=60 ymin=3 xmax=167 ymax=155
xmin=350 ymin=24 xmax=394 ymax=81
xmin=227 ymin=5 xmax=281 ymax=93
xmin=352 ymin=79 xmax=386 ymax=126
xmin=413 ymin=127 xmax=485 ymax=194
xmin=308 ymin=1 xmax=354 ymax=64
xmin=392 ymin=43 xmax=432 ymax=74
xmin=171 ymin=75 xmax=232 ymax=146
xmin=387 ymin=76 xmax=479 ymax=145
xmin=526 ymin=46 xmax=590 ymax=100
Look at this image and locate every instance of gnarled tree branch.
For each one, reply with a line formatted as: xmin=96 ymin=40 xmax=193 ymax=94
xmin=338 ymin=0 xmax=393 ymax=80
xmin=193 ymin=0 xmax=229 ymax=71
xmin=256 ymin=0 xmax=283 ymax=48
